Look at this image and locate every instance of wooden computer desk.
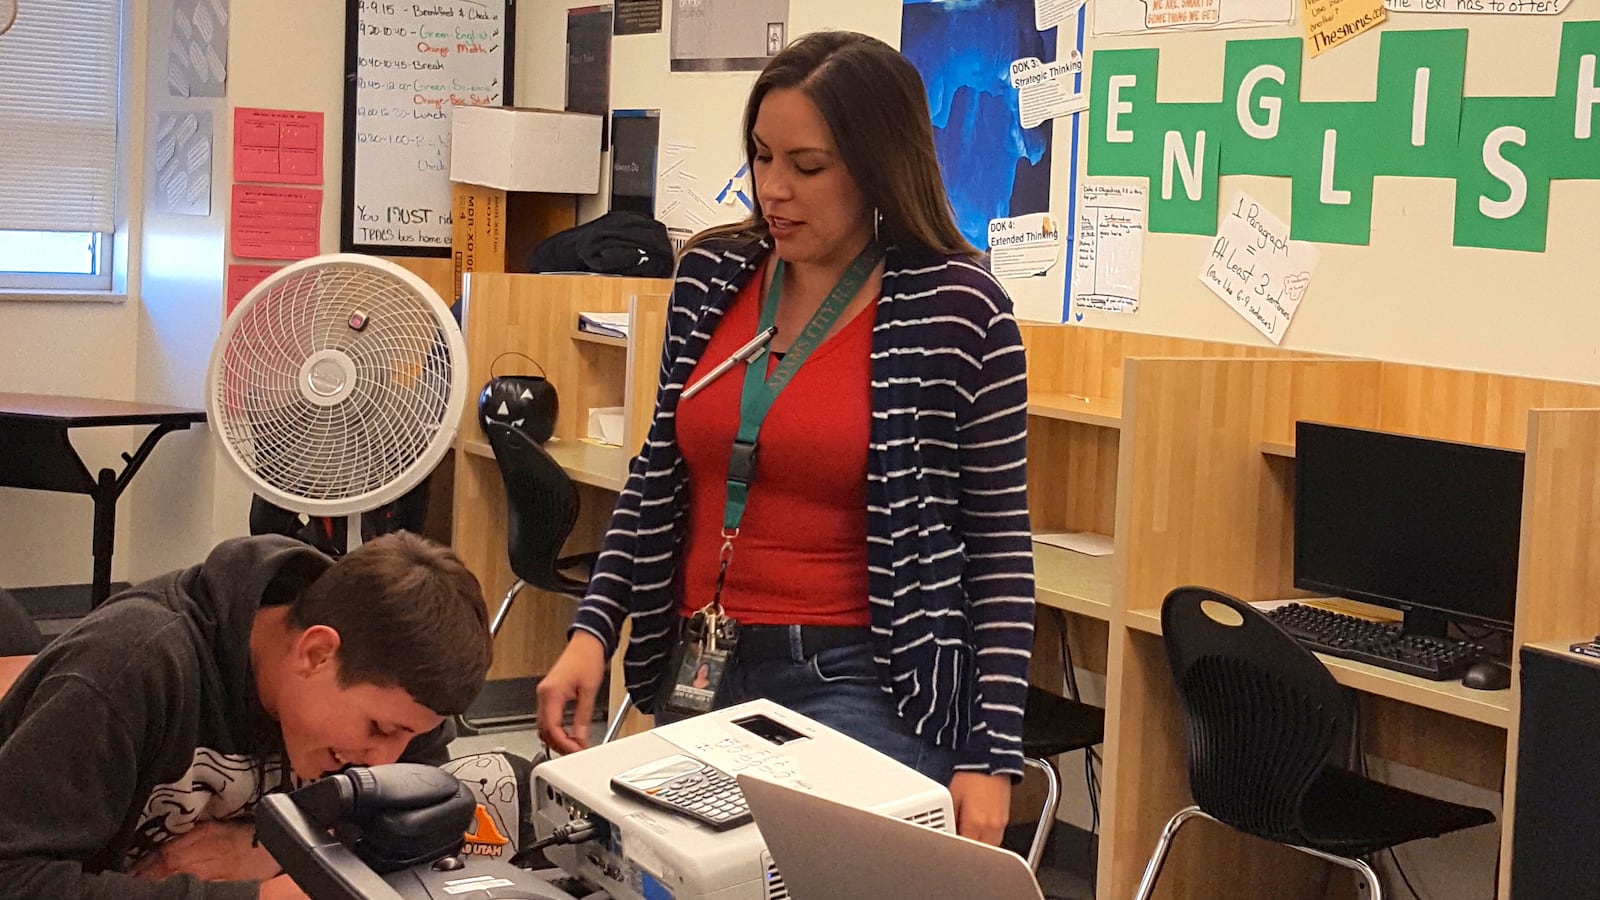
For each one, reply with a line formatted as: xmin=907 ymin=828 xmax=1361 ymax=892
xmin=1099 ymin=355 xmax=1600 ymax=899
xmin=450 ymin=294 xmax=1600 ymax=898
xmin=0 ymin=393 xmax=205 ymax=606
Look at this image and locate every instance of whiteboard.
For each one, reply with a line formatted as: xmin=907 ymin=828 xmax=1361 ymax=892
xmin=340 ymin=0 xmax=516 ymax=256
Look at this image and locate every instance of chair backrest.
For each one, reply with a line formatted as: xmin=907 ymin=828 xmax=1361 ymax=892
xmin=1159 ymin=586 xmax=1351 ymax=845
xmin=0 ymin=587 xmax=44 ymax=656
xmin=483 ymin=421 xmax=583 ymax=594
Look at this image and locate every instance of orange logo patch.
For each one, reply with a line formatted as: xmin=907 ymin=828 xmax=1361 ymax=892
xmin=462 ymin=803 xmax=511 ymax=857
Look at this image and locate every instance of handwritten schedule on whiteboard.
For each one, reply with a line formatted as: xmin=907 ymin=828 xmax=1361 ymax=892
xmin=340 ymin=0 xmax=516 ymax=256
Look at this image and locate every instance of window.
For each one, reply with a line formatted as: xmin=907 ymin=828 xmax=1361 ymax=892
xmin=0 ymin=0 xmax=122 ymax=293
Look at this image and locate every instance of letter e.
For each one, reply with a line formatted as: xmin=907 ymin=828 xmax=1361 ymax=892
xmin=1108 ymin=75 xmax=1137 ymax=143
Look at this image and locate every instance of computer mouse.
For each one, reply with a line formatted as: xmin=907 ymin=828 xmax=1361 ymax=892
xmin=1462 ymin=659 xmax=1511 ymax=691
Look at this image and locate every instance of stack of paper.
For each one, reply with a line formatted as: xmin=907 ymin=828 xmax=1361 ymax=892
xmin=578 ymin=312 xmax=629 ymax=340
xmin=1032 ymin=532 xmax=1114 ymax=557
xmin=587 ymin=406 xmax=624 ymax=446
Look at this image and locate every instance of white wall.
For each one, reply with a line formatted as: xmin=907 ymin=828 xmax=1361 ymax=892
xmin=125 ymin=0 xmax=229 ymax=581
xmin=0 ymin=2 xmax=146 ymax=590
xmin=0 ymin=302 xmax=141 ymax=588
xmin=541 ymin=1 xmax=1600 ymax=386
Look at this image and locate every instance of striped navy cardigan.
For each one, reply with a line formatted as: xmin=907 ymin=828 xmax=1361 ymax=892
xmin=571 ymin=234 xmax=1036 ymax=778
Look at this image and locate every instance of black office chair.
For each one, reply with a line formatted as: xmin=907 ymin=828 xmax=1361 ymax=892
xmin=459 ymin=421 xmax=599 ymax=734
xmin=1015 ymin=607 xmax=1106 ymax=872
xmin=1135 ymin=586 xmax=1495 ymax=900
xmin=0 ymin=587 xmax=45 ymax=657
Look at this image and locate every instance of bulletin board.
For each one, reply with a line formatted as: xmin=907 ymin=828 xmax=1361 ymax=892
xmin=1024 ymin=11 xmax=1600 ymax=384
xmin=576 ymin=0 xmax=1600 ymax=384
xmin=339 ymin=0 xmax=517 ymax=256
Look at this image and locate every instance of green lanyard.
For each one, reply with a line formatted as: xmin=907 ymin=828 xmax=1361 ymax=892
xmin=722 ymin=243 xmax=882 ymax=536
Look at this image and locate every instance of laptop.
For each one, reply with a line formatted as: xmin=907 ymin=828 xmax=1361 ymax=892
xmin=737 ymin=774 xmax=1046 ymax=900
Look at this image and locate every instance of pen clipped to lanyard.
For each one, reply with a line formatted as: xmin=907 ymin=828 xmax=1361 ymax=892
xmin=680 ymin=325 xmax=778 ymax=401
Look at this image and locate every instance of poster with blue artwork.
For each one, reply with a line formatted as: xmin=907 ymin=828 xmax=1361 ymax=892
xmin=901 ymin=0 xmax=1087 ymax=323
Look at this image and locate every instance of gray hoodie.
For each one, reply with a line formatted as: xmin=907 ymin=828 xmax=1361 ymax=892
xmin=0 ymin=535 xmax=450 ymax=900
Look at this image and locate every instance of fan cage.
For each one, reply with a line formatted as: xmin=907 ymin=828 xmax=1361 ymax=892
xmin=207 ymin=255 xmax=467 ymax=516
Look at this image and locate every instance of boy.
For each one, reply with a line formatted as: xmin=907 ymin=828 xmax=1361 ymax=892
xmin=0 ymin=531 xmax=492 ymax=899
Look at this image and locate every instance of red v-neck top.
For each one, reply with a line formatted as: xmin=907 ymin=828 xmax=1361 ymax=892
xmin=674 ymin=270 xmax=873 ymax=626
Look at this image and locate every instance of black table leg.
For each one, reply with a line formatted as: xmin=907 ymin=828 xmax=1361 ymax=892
xmin=91 ymin=468 xmax=117 ymax=607
xmin=88 ymin=423 xmax=191 ymax=608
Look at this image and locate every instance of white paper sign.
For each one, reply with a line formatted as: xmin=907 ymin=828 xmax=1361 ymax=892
xmin=1384 ymin=0 xmax=1568 ymax=11
xmin=989 ymin=212 xmax=1065 ymax=279
xmin=1199 ymin=191 xmax=1319 ymax=345
xmin=168 ymin=0 xmax=228 ymax=97
xmin=1093 ymin=0 xmax=1292 ymax=33
xmin=153 ymin=111 xmax=213 ymax=216
xmin=656 ymin=140 xmax=739 ymax=240
xmin=1072 ymin=180 xmax=1146 ymax=315
xmin=1036 ymin=0 xmax=1087 ymax=29
xmin=1008 ymin=54 xmax=1087 ymax=129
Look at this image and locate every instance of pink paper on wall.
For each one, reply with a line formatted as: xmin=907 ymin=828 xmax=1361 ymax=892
xmin=230 ymin=185 xmax=322 ymax=260
xmin=226 ymin=264 xmax=283 ymax=315
xmin=233 ymin=107 xmax=324 ymax=185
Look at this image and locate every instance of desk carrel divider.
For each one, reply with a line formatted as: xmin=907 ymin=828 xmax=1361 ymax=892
xmin=452 ymin=291 xmax=1600 ymax=897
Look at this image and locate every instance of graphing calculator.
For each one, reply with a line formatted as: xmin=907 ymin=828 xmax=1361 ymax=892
xmin=610 ymin=754 xmax=753 ymax=830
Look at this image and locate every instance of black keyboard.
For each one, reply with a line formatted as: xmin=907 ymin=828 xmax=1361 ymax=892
xmin=1265 ymin=603 xmax=1483 ymax=681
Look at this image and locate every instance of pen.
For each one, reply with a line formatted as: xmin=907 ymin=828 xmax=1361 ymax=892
xmin=680 ymin=325 xmax=778 ymax=400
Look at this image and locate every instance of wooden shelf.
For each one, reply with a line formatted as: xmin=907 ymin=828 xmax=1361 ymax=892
xmin=457 ymin=436 xmax=628 ymax=493
xmin=1260 ymin=440 xmax=1295 ymax=457
xmin=1122 ymin=606 xmax=1512 ymax=728
xmin=572 ymin=328 xmax=628 ymax=348
xmin=1033 ymin=543 xmax=1114 ymax=619
xmin=1028 ymin=391 xmax=1122 ymax=429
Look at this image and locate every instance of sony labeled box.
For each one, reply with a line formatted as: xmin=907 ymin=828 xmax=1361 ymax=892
xmin=448 ymin=107 xmax=601 ymax=306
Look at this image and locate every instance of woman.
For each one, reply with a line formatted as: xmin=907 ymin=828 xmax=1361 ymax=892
xmin=535 ymin=30 xmax=1034 ymax=844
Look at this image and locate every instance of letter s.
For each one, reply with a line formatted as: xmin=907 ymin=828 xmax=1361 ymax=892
xmin=1479 ymin=125 xmax=1527 ymax=220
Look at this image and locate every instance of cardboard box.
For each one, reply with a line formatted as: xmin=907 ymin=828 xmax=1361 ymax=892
xmin=450 ymin=183 xmax=578 ymax=307
xmin=449 ymin=106 xmax=603 ymax=195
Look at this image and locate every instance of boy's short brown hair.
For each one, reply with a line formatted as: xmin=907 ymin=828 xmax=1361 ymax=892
xmin=290 ymin=532 xmax=491 ymax=715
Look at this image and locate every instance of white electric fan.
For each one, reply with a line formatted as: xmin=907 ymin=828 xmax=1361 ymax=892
xmin=206 ymin=254 xmax=468 ymax=528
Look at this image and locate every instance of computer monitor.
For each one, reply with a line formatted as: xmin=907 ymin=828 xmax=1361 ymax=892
xmin=1293 ymin=422 xmax=1524 ymax=634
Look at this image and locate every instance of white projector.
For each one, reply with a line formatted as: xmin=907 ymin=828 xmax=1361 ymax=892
xmin=532 ymin=699 xmax=954 ymax=900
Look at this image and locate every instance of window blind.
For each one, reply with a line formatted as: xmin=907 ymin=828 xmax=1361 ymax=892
xmin=0 ymin=0 xmax=120 ymax=234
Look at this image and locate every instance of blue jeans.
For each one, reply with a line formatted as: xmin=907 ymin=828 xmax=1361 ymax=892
xmin=715 ymin=626 xmax=957 ymax=785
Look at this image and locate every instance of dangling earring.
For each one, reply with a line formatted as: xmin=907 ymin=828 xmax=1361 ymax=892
xmin=873 ymin=207 xmax=881 ymax=245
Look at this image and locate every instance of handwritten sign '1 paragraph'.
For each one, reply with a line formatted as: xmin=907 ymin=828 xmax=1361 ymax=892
xmin=1200 ymin=191 xmax=1319 ymax=344
xmin=341 ymin=0 xmax=514 ymax=254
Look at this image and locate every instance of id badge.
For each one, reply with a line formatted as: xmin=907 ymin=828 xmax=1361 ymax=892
xmin=656 ymin=608 xmax=740 ymax=722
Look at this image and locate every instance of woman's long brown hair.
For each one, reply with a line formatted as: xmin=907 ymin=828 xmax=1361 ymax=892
xmin=687 ymin=30 xmax=977 ymax=259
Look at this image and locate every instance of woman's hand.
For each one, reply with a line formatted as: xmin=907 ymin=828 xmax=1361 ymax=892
xmin=128 ymin=819 xmax=281 ymax=882
xmin=536 ymin=631 xmax=610 ymax=754
xmin=949 ymin=771 xmax=1012 ymax=846
xmin=258 ymin=874 xmax=312 ymax=900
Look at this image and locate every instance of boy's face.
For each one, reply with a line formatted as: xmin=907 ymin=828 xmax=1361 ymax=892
xmin=275 ymin=627 xmax=445 ymax=779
